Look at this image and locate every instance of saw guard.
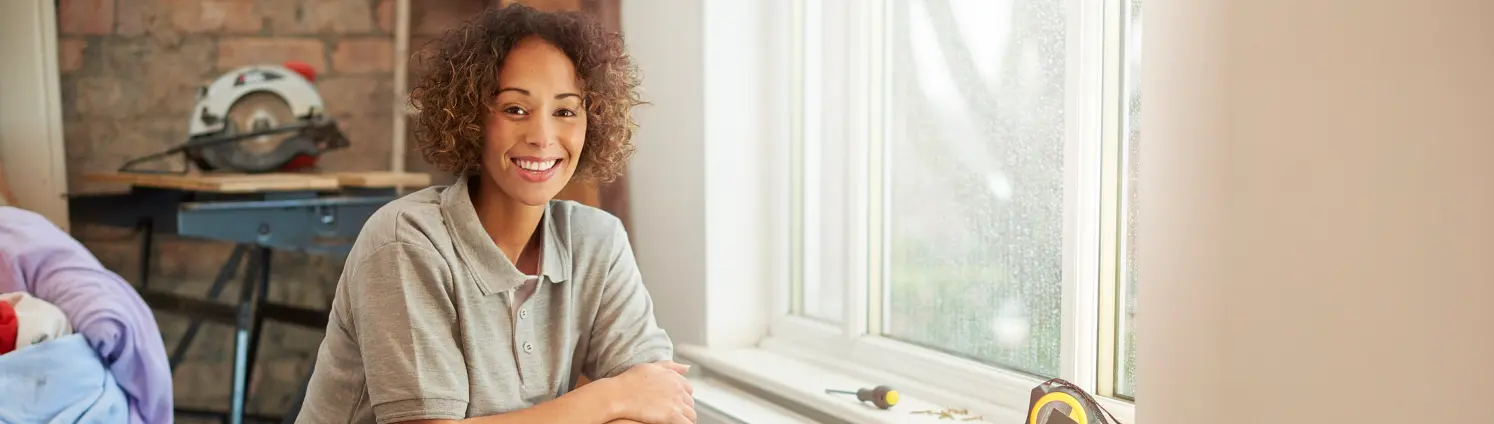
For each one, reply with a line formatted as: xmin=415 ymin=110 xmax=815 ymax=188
xmin=189 ymin=64 xmax=325 ymax=138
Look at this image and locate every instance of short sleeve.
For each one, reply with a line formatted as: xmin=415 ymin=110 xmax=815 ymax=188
xmin=585 ymin=222 xmax=675 ymax=379
xmin=348 ymin=242 xmax=469 ymax=424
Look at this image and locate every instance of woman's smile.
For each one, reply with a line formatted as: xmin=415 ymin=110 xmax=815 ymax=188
xmin=511 ymin=156 xmax=564 ymax=183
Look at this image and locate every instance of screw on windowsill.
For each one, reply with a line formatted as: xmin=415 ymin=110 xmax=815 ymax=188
xmin=911 ymin=407 xmax=983 ymax=421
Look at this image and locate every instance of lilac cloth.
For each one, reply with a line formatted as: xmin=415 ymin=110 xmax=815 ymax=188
xmin=0 ymin=207 xmax=172 ymax=424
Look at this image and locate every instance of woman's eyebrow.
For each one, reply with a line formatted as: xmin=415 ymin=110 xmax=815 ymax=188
xmin=498 ymin=87 xmax=530 ymax=96
xmin=497 ymin=88 xmax=578 ymax=101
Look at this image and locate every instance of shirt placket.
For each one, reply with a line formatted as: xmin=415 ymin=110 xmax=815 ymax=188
xmin=509 ymin=279 xmax=542 ymax=395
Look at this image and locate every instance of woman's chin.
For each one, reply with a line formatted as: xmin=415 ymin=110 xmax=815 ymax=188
xmin=483 ymin=172 xmax=566 ymax=207
xmin=499 ymin=188 xmax=557 ymax=207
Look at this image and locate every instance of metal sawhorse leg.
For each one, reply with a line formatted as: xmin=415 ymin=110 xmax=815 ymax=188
xmin=141 ymin=234 xmax=316 ymax=424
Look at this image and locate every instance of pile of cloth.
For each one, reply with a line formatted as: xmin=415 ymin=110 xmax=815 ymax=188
xmin=0 ymin=206 xmax=172 ymax=424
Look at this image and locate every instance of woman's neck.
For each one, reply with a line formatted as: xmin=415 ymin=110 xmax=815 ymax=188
xmin=470 ymin=174 xmax=545 ymax=271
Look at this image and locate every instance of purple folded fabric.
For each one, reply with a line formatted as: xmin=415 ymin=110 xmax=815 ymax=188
xmin=0 ymin=207 xmax=172 ymax=424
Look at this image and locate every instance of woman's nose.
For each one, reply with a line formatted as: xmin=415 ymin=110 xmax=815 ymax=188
xmin=524 ymin=119 xmax=557 ymax=147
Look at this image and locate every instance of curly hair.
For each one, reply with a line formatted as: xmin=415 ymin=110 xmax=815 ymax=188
xmin=409 ymin=3 xmax=641 ymax=182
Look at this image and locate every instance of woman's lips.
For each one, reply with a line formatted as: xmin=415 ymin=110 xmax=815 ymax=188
xmin=512 ymin=157 xmax=561 ymax=183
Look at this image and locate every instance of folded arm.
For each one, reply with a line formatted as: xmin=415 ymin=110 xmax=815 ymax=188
xmin=350 ymin=242 xmax=648 ymax=424
xmin=393 ymin=381 xmax=630 ymax=424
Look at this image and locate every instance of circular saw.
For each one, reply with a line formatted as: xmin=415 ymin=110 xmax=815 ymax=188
xmin=119 ymin=62 xmax=351 ymax=174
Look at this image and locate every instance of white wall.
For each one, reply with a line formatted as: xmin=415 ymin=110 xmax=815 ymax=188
xmin=0 ymin=0 xmax=70 ymax=228
xmin=1140 ymin=0 xmax=1494 ymax=423
xmin=624 ymin=0 xmax=710 ymax=346
xmin=624 ymin=0 xmax=784 ymax=348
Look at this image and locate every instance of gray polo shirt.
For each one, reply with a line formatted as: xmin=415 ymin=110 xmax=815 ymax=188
xmin=295 ymin=175 xmax=674 ymax=424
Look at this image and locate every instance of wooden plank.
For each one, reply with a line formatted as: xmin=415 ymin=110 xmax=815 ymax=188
xmin=85 ymin=173 xmax=341 ymax=193
xmin=333 ymin=172 xmax=432 ymax=188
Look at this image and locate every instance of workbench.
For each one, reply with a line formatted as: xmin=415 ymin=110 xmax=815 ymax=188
xmin=69 ymin=171 xmax=431 ymax=424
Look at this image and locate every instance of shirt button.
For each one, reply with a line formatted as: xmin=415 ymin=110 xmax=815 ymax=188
xmin=523 ymin=342 xmax=534 ymax=353
xmin=519 ymin=309 xmax=528 ymax=319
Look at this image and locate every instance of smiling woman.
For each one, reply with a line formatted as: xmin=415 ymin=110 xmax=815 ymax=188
xmin=294 ymin=4 xmax=693 ymax=424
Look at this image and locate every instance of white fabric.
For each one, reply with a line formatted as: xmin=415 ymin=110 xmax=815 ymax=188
xmin=1 ymin=292 xmax=73 ymax=350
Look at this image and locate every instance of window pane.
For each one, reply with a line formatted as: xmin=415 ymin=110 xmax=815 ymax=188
xmin=1117 ymin=0 xmax=1142 ymax=398
xmin=884 ymin=0 xmax=1067 ymax=377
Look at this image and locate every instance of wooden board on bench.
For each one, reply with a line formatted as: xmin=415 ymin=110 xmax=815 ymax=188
xmin=85 ymin=171 xmax=432 ymax=193
xmin=333 ymin=172 xmax=432 ymax=188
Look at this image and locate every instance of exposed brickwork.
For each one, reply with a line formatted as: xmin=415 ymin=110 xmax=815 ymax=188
xmin=376 ymin=0 xmax=396 ymax=34
xmin=59 ymin=0 xmax=115 ymax=35
xmin=58 ymin=38 xmax=88 ymax=73
xmin=57 ymin=0 xmax=614 ymax=419
xmin=168 ymin=0 xmax=263 ymax=34
xmin=412 ymin=0 xmax=489 ymax=36
xmin=332 ymin=38 xmax=394 ymax=73
xmin=217 ymin=37 xmax=327 ymax=72
xmin=259 ymin=0 xmax=379 ymax=35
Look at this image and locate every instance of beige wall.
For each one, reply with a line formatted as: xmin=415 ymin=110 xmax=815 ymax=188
xmin=1140 ymin=0 xmax=1494 ymax=422
xmin=0 ymin=0 xmax=70 ymax=228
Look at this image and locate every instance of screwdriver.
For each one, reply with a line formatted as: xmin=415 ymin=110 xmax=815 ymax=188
xmin=824 ymin=385 xmax=899 ymax=410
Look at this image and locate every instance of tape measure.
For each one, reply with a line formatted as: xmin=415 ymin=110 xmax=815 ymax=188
xmin=1026 ymin=379 xmax=1122 ymax=424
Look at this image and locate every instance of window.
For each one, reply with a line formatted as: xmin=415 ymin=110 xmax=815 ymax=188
xmin=1116 ymin=0 xmax=1142 ymax=399
xmin=882 ymin=0 xmax=1069 ymax=378
xmin=776 ymin=0 xmax=1141 ymax=414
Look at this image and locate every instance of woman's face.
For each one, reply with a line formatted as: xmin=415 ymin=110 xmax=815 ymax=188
xmin=481 ymin=37 xmax=587 ymax=206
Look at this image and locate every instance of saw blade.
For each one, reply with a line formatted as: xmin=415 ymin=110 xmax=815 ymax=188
xmin=223 ymin=91 xmax=297 ymax=155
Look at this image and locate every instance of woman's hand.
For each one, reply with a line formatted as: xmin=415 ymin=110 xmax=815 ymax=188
xmin=604 ymin=362 xmax=697 ymax=424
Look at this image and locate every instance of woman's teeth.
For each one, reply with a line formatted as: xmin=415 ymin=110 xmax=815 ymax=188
xmin=517 ymin=159 xmax=558 ymax=171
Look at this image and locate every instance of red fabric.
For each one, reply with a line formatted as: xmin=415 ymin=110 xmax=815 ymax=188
xmin=0 ymin=301 xmax=16 ymax=354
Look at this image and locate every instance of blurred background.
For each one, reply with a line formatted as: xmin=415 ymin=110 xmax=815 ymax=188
xmin=3 ymin=0 xmax=626 ymax=420
xmin=6 ymin=1 xmax=1494 ymax=423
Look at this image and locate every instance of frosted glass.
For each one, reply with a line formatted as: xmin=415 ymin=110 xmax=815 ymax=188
xmin=884 ymin=0 xmax=1068 ymax=377
xmin=1117 ymin=0 xmax=1143 ymax=399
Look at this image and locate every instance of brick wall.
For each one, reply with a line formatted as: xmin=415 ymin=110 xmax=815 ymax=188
xmin=55 ymin=0 xmax=604 ymax=420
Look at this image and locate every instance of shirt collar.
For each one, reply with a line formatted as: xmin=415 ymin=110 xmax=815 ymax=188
xmin=440 ymin=174 xmax=571 ymax=296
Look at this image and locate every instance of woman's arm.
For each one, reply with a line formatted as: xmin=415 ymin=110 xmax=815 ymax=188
xmin=393 ymin=368 xmax=693 ymax=424
xmin=393 ymin=379 xmax=626 ymax=424
xmin=585 ymin=219 xmax=676 ymax=379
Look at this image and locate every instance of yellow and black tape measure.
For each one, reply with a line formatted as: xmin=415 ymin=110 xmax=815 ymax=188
xmin=1027 ymin=379 xmax=1122 ymax=424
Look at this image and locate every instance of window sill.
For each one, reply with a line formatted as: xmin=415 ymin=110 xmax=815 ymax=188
xmin=687 ymin=375 xmax=821 ymax=424
xmin=678 ymin=344 xmax=1030 ymax=424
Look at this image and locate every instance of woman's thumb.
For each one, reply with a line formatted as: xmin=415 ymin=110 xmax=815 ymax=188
xmin=657 ymin=360 xmax=692 ymax=374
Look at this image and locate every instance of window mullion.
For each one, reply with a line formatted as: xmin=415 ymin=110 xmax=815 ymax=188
xmin=787 ymin=0 xmax=807 ymax=318
xmin=864 ymin=0 xmax=890 ymax=337
xmin=1060 ymin=0 xmax=1109 ymax=391
xmin=842 ymin=0 xmax=874 ymax=339
xmin=1096 ymin=0 xmax=1128 ymax=397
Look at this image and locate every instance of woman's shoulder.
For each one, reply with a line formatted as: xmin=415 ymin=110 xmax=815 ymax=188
xmin=547 ymin=199 xmax=625 ymax=236
xmin=546 ymin=199 xmax=628 ymax=253
xmin=351 ymin=186 xmax=453 ymax=256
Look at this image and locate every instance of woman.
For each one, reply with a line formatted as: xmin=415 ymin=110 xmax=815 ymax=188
xmin=296 ymin=5 xmax=694 ymax=424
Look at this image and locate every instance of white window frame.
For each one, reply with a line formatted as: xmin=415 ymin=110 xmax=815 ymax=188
xmin=762 ymin=0 xmax=1137 ymax=420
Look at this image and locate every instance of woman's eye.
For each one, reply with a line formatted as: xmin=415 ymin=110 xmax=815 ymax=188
xmin=504 ymin=106 xmax=528 ymax=116
xmin=554 ymin=109 xmax=577 ymax=118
